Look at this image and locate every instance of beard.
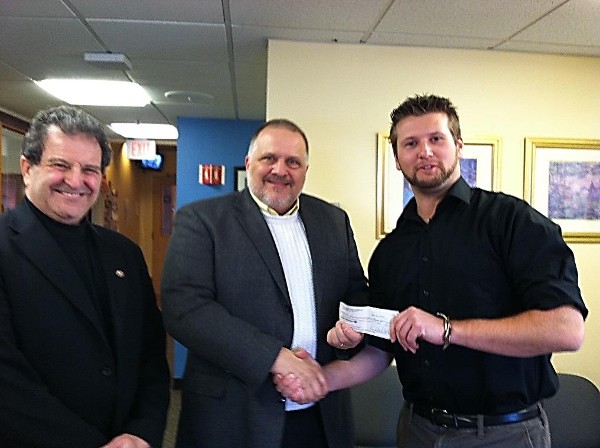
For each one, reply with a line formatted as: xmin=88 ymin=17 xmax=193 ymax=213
xmin=247 ymin=174 xmax=297 ymax=212
xmin=403 ymin=151 xmax=459 ymax=190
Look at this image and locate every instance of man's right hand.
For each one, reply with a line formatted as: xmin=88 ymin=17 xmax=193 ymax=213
xmin=271 ymin=348 xmax=327 ymax=404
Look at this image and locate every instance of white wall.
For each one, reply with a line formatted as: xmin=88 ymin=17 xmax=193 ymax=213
xmin=267 ymin=40 xmax=600 ymax=386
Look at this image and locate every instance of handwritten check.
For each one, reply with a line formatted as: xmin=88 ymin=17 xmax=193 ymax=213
xmin=339 ymin=302 xmax=398 ymax=340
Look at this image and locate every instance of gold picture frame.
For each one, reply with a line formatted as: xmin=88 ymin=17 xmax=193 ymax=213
xmin=376 ymin=133 xmax=501 ymax=238
xmin=524 ymin=138 xmax=600 ymax=243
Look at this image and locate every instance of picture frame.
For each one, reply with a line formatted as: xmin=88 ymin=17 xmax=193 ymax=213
xmin=524 ymin=138 xmax=600 ymax=243
xmin=376 ymin=133 xmax=500 ymax=238
xmin=234 ymin=166 xmax=247 ymax=192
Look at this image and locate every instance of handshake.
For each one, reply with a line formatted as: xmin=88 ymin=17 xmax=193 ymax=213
xmin=271 ymin=321 xmax=364 ymax=404
xmin=272 ymin=305 xmax=449 ymax=404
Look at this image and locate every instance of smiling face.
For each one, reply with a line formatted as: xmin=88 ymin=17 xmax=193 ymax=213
xmin=245 ymin=125 xmax=309 ymax=214
xmin=393 ymin=112 xmax=463 ymax=195
xmin=21 ymin=126 xmax=103 ymax=225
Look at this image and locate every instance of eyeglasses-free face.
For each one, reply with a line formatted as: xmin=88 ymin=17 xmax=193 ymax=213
xmin=21 ymin=126 xmax=103 ymax=225
xmin=245 ymin=126 xmax=309 ymax=215
xmin=394 ymin=112 xmax=463 ymax=195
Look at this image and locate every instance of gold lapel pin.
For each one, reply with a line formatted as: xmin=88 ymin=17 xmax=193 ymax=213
xmin=115 ymin=270 xmax=125 ymax=278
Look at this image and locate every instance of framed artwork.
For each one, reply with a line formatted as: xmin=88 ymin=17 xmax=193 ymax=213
xmin=524 ymin=138 xmax=600 ymax=243
xmin=234 ymin=166 xmax=247 ymax=191
xmin=376 ymin=133 xmax=500 ymax=238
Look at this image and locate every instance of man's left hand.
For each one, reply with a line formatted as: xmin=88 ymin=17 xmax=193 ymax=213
xmin=390 ymin=306 xmax=445 ymax=353
xmin=327 ymin=320 xmax=364 ymax=349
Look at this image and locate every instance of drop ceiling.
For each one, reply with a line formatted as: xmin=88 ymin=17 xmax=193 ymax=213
xmin=0 ymin=0 xmax=598 ymax=134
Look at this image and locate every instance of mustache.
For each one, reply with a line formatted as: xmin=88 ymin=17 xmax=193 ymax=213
xmin=265 ymin=174 xmax=291 ymax=184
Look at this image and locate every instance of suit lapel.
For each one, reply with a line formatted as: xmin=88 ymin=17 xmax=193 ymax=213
xmin=9 ymin=202 xmax=110 ymax=343
xmin=233 ymin=191 xmax=290 ymax=301
xmin=89 ymin=226 xmax=130 ymax=349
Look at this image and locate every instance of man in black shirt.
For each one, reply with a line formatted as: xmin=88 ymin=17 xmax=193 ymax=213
xmin=276 ymin=94 xmax=587 ymax=448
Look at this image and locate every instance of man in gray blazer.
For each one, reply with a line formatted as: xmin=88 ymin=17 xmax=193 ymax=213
xmin=0 ymin=106 xmax=170 ymax=448
xmin=162 ymin=119 xmax=368 ymax=448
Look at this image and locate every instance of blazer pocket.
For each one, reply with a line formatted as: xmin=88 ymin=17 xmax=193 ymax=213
xmin=183 ymin=371 xmax=228 ymax=398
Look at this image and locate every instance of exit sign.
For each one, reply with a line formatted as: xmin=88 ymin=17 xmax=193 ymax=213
xmin=124 ymin=139 xmax=156 ymax=160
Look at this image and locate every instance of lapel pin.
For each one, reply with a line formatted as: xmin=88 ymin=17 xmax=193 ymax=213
xmin=115 ymin=270 xmax=125 ymax=278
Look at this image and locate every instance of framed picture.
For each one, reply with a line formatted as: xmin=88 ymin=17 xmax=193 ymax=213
xmin=524 ymin=138 xmax=600 ymax=243
xmin=234 ymin=166 xmax=247 ymax=191
xmin=376 ymin=133 xmax=500 ymax=238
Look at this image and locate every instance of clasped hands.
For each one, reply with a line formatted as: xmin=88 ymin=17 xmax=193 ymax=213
xmin=272 ymin=321 xmax=364 ymax=404
xmin=272 ymin=347 xmax=327 ymax=404
xmin=273 ymin=306 xmax=446 ymax=403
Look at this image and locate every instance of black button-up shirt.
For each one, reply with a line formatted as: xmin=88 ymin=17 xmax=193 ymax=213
xmin=369 ymin=177 xmax=587 ymax=414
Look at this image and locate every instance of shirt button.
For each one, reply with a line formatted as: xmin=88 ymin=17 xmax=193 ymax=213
xmin=423 ymin=290 xmax=429 ymax=296
xmin=422 ymin=256 xmax=428 ymax=262
xmin=101 ymin=367 xmax=113 ymax=377
xmin=424 ymin=360 xmax=430 ymax=367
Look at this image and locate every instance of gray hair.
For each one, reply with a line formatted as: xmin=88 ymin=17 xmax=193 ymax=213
xmin=247 ymin=118 xmax=309 ymax=161
xmin=22 ymin=105 xmax=112 ymax=172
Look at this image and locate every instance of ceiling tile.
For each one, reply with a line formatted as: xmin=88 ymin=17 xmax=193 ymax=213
xmin=69 ymin=0 xmax=224 ymax=23
xmin=0 ymin=0 xmax=597 ymax=125
xmin=230 ymin=0 xmax=391 ymax=30
xmin=375 ymin=0 xmax=565 ymax=38
xmin=512 ymin=0 xmax=600 ymax=46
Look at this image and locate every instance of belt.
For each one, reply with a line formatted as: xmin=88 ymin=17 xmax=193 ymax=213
xmin=411 ymin=402 xmax=541 ymax=429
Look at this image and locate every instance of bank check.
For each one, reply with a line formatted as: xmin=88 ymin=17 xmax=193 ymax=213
xmin=339 ymin=302 xmax=398 ymax=340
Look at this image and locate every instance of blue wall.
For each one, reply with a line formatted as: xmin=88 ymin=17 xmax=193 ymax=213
xmin=176 ymin=117 xmax=262 ymax=208
xmin=172 ymin=117 xmax=262 ymax=379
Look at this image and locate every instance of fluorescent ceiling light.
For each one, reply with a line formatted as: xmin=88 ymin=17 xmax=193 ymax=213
xmin=35 ymin=79 xmax=150 ymax=107
xmin=110 ymin=123 xmax=178 ymax=140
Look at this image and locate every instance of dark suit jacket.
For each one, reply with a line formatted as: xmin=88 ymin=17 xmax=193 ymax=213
xmin=161 ymin=190 xmax=368 ymax=448
xmin=0 ymin=200 xmax=170 ymax=448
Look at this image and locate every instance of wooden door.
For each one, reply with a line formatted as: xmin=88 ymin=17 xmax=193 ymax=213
xmin=151 ymin=176 xmax=176 ymax=306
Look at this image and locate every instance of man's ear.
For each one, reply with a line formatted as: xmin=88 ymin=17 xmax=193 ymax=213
xmin=456 ymin=139 xmax=464 ymax=159
xmin=20 ymin=156 xmax=32 ymax=187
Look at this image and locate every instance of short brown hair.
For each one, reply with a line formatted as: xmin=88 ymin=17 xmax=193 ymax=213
xmin=389 ymin=94 xmax=462 ymax=153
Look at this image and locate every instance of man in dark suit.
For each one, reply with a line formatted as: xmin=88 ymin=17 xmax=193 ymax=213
xmin=0 ymin=105 xmax=170 ymax=448
xmin=161 ymin=119 xmax=368 ymax=448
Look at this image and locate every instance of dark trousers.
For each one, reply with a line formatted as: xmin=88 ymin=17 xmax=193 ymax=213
xmin=396 ymin=403 xmax=551 ymax=448
xmin=281 ymin=404 xmax=329 ymax=448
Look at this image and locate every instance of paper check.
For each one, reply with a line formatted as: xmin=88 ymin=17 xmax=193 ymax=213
xmin=339 ymin=302 xmax=398 ymax=340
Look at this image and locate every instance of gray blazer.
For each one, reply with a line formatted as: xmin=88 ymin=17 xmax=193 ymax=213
xmin=162 ymin=189 xmax=368 ymax=448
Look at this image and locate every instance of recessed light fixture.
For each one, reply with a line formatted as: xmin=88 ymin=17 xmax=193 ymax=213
xmin=35 ymin=79 xmax=151 ymax=107
xmin=109 ymin=123 xmax=178 ymax=140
